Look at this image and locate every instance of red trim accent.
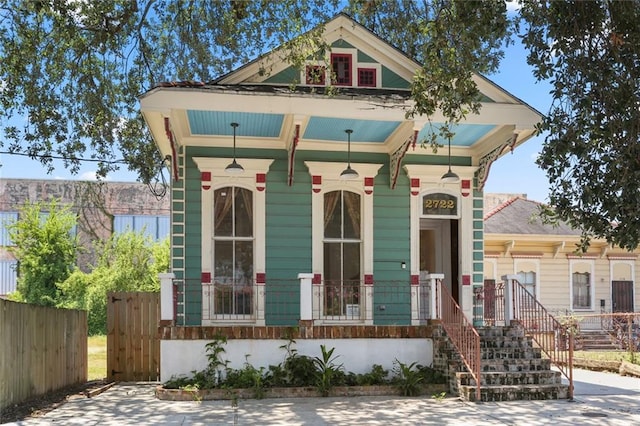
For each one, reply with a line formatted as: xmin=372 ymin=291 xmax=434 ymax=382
xmin=364 ymin=177 xmax=374 ymax=195
xmin=256 ymin=173 xmax=266 ymax=192
xmin=201 ymin=171 xmax=211 ymax=190
xmin=462 ymin=275 xmax=471 ymax=286
xmin=164 ymin=117 xmax=179 ymax=181
xmin=312 ymin=175 xmax=322 ymax=193
xmin=201 ymin=272 xmax=211 ymax=283
xmin=410 ymin=178 xmax=420 ymax=196
xmin=411 ymin=274 xmax=419 ymax=285
xmin=305 ymin=65 xmax=326 ymax=85
xmin=364 ymin=274 xmax=374 ymax=285
xmin=313 ymin=273 xmax=322 ymax=284
xmin=461 ymin=179 xmax=471 ymax=197
xmin=288 ymin=124 xmax=300 ymax=186
xmin=256 ymin=273 xmax=266 ymax=284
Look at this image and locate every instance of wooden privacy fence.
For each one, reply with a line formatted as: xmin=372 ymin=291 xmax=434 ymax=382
xmin=0 ymin=299 xmax=87 ymax=411
xmin=107 ymin=292 xmax=160 ymax=382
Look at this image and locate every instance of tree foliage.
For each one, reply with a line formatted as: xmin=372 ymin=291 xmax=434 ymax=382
xmin=58 ymin=231 xmax=170 ymax=335
xmin=2 ymin=1 xmax=640 ymax=248
xmin=7 ymin=199 xmax=78 ymax=306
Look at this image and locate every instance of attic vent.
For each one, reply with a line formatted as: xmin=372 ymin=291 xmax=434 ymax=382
xmin=306 ymin=65 xmax=325 ymax=85
xmin=358 ymin=68 xmax=376 ymax=87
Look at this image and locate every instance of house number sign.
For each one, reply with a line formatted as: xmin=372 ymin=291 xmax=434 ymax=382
xmin=422 ymin=193 xmax=457 ymax=216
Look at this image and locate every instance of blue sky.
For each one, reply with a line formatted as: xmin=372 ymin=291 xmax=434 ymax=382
xmin=0 ymin=27 xmax=553 ymax=203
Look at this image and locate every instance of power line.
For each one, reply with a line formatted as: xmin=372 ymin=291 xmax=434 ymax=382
xmin=0 ymin=151 xmax=128 ymax=165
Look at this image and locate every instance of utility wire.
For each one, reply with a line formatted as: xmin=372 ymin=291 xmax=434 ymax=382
xmin=0 ymin=151 xmax=128 ymax=165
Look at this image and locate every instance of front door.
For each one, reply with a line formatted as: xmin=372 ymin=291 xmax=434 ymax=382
xmin=612 ymin=281 xmax=634 ymax=312
xmin=420 ymin=218 xmax=459 ymax=303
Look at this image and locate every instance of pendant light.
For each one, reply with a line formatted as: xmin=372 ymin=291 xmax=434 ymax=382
xmin=441 ymin=136 xmax=459 ymax=183
xmin=340 ymin=129 xmax=359 ymax=180
xmin=225 ymin=122 xmax=244 ymax=174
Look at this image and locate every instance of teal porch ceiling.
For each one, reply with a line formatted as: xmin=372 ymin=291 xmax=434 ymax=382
xmin=186 ymin=110 xmax=497 ymax=147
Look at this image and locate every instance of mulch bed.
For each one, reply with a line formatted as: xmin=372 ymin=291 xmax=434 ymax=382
xmin=0 ymin=380 xmax=112 ymax=424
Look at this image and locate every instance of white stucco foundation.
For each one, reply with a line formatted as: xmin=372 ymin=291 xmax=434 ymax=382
xmin=160 ymin=338 xmax=433 ymax=383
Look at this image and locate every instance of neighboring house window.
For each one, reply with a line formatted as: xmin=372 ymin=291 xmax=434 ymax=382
xmin=357 ymin=68 xmax=376 ymax=87
xmin=517 ymin=270 xmax=536 ymax=296
xmin=113 ymin=215 xmax=169 ymax=241
xmin=0 ymin=260 xmax=18 ymax=296
xmin=213 ymin=186 xmax=253 ymax=316
xmin=0 ymin=212 xmax=18 ymax=246
xmin=573 ymin=272 xmax=591 ymax=310
xmin=305 ymin=65 xmax=326 ymax=85
xmin=331 ymin=53 xmax=352 ymax=85
xmin=324 ymin=190 xmax=361 ymax=317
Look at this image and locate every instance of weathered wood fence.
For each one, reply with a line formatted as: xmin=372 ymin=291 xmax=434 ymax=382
xmin=107 ymin=292 xmax=160 ymax=382
xmin=0 ymin=299 xmax=87 ymax=411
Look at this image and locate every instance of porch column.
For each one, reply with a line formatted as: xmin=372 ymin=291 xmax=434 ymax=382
xmin=502 ymin=274 xmax=517 ymax=326
xmin=159 ymin=272 xmax=176 ymax=322
xmin=429 ymin=273 xmax=445 ymax=320
xmin=298 ymin=273 xmax=314 ymax=321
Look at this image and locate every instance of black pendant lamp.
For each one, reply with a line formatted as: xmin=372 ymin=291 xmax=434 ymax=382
xmin=441 ymin=136 xmax=459 ymax=183
xmin=340 ymin=129 xmax=359 ymax=180
xmin=225 ymin=122 xmax=244 ymax=174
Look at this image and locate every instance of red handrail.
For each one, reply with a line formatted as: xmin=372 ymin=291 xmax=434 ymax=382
xmin=437 ymin=280 xmax=481 ymax=401
xmin=509 ymin=278 xmax=574 ymax=400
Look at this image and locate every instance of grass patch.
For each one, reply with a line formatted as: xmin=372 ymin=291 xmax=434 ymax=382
xmin=88 ymin=335 xmax=107 ymax=381
xmin=574 ymin=350 xmax=637 ymax=363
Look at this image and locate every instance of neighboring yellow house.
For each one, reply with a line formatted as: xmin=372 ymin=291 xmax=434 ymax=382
xmin=484 ymin=196 xmax=638 ymax=317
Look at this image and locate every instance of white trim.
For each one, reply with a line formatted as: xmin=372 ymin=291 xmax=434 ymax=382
xmin=193 ymin=157 xmax=273 ymax=325
xmin=569 ymin=258 xmax=595 ymax=311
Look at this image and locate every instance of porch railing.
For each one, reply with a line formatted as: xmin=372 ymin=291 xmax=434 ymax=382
xmin=160 ymin=276 xmax=435 ymax=325
xmin=437 ymin=279 xmax=481 ymax=402
xmin=562 ymin=312 xmax=640 ymax=353
xmin=503 ymin=276 xmax=574 ymax=400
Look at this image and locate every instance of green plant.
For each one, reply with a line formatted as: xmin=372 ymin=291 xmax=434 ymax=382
xmin=313 ymin=345 xmax=344 ymax=397
xmin=392 ymin=359 xmax=424 ymax=396
xmin=431 ymin=391 xmax=447 ymax=402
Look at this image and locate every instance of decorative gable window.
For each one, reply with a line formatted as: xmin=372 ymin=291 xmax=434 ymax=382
xmin=305 ymin=65 xmax=326 ymax=85
xmin=357 ymin=68 xmax=376 ymax=87
xmin=331 ymin=53 xmax=352 ymax=86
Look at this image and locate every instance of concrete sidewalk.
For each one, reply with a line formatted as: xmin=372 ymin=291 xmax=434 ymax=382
xmin=6 ymin=368 xmax=640 ymax=425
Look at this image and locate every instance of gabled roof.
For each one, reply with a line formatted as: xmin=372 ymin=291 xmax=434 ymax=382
xmin=484 ymin=197 xmax=581 ymax=236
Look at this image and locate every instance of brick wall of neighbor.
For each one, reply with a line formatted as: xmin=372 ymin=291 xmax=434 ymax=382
xmin=0 ymin=178 xmax=170 ymax=272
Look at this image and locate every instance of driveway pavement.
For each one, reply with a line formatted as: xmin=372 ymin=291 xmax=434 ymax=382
xmin=4 ymin=368 xmax=640 ymax=425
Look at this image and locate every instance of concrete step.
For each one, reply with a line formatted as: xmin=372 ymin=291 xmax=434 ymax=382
xmin=456 ymin=371 xmax=562 ymax=387
xmin=458 ymin=383 xmax=569 ymax=402
xmin=481 ymin=348 xmax=542 ymax=360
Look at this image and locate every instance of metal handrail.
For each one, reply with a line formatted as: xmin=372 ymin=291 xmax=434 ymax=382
xmin=437 ymin=280 xmax=481 ymax=401
xmin=508 ymin=277 xmax=574 ymax=400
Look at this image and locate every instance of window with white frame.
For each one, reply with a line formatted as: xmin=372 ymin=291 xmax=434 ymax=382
xmin=572 ymin=272 xmax=591 ymax=310
xmin=517 ymin=270 xmax=536 ymax=296
xmin=212 ymin=186 xmax=254 ymax=315
xmin=323 ymin=190 xmax=361 ymax=317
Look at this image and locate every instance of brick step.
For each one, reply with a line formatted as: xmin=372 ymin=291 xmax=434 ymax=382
xmin=481 ymin=348 xmax=542 ymax=360
xmin=458 ymin=383 xmax=569 ymax=402
xmin=476 ymin=327 xmax=525 ymax=338
xmin=456 ymin=371 xmax=562 ymax=387
xmin=480 ymin=336 xmax=534 ymax=349
xmin=480 ymin=358 xmax=552 ymax=372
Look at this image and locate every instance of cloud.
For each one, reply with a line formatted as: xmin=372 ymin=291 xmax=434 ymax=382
xmin=79 ymin=171 xmax=99 ymax=181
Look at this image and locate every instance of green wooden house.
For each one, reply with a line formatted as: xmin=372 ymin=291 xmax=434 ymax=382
xmin=140 ymin=14 xmax=541 ymax=382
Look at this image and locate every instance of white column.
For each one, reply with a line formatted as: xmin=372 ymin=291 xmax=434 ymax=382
xmin=502 ymin=274 xmax=517 ymax=326
xmin=298 ymin=273 xmax=314 ymax=321
xmin=159 ymin=272 xmax=176 ymax=321
xmin=428 ymin=273 xmax=445 ymax=319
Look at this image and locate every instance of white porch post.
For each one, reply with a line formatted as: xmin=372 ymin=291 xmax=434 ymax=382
xmin=428 ymin=273 xmax=445 ymax=320
xmin=159 ymin=272 xmax=176 ymax=321
xmin=502 ymin=274 xmax=517 ymax=326
xmin=298 ymin=273 xmax=314 ymax=321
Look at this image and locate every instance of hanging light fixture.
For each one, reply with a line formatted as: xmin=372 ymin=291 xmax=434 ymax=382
xmin=340 ymin=129 xmax=359 ymax=180
xmin=225 ymin=122 xmax=244 ymax=174
xmin=441 ymin=135 xmax=459 ymax=183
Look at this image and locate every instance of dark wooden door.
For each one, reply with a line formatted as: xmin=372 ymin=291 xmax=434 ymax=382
xmin=611 ymin=281 xmax=634 ymax=313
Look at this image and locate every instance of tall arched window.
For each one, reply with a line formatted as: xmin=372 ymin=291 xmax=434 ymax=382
xmin=323 ymin=190 xmax=361 ymax=317
xmin=572 ymin=272 xmax=591 ymax=310
xmin=213 ymin=186 xmax=253 ymax=316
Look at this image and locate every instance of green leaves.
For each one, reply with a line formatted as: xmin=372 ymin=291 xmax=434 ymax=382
xmin=520 ymin=0 xmax=640 ymax=250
